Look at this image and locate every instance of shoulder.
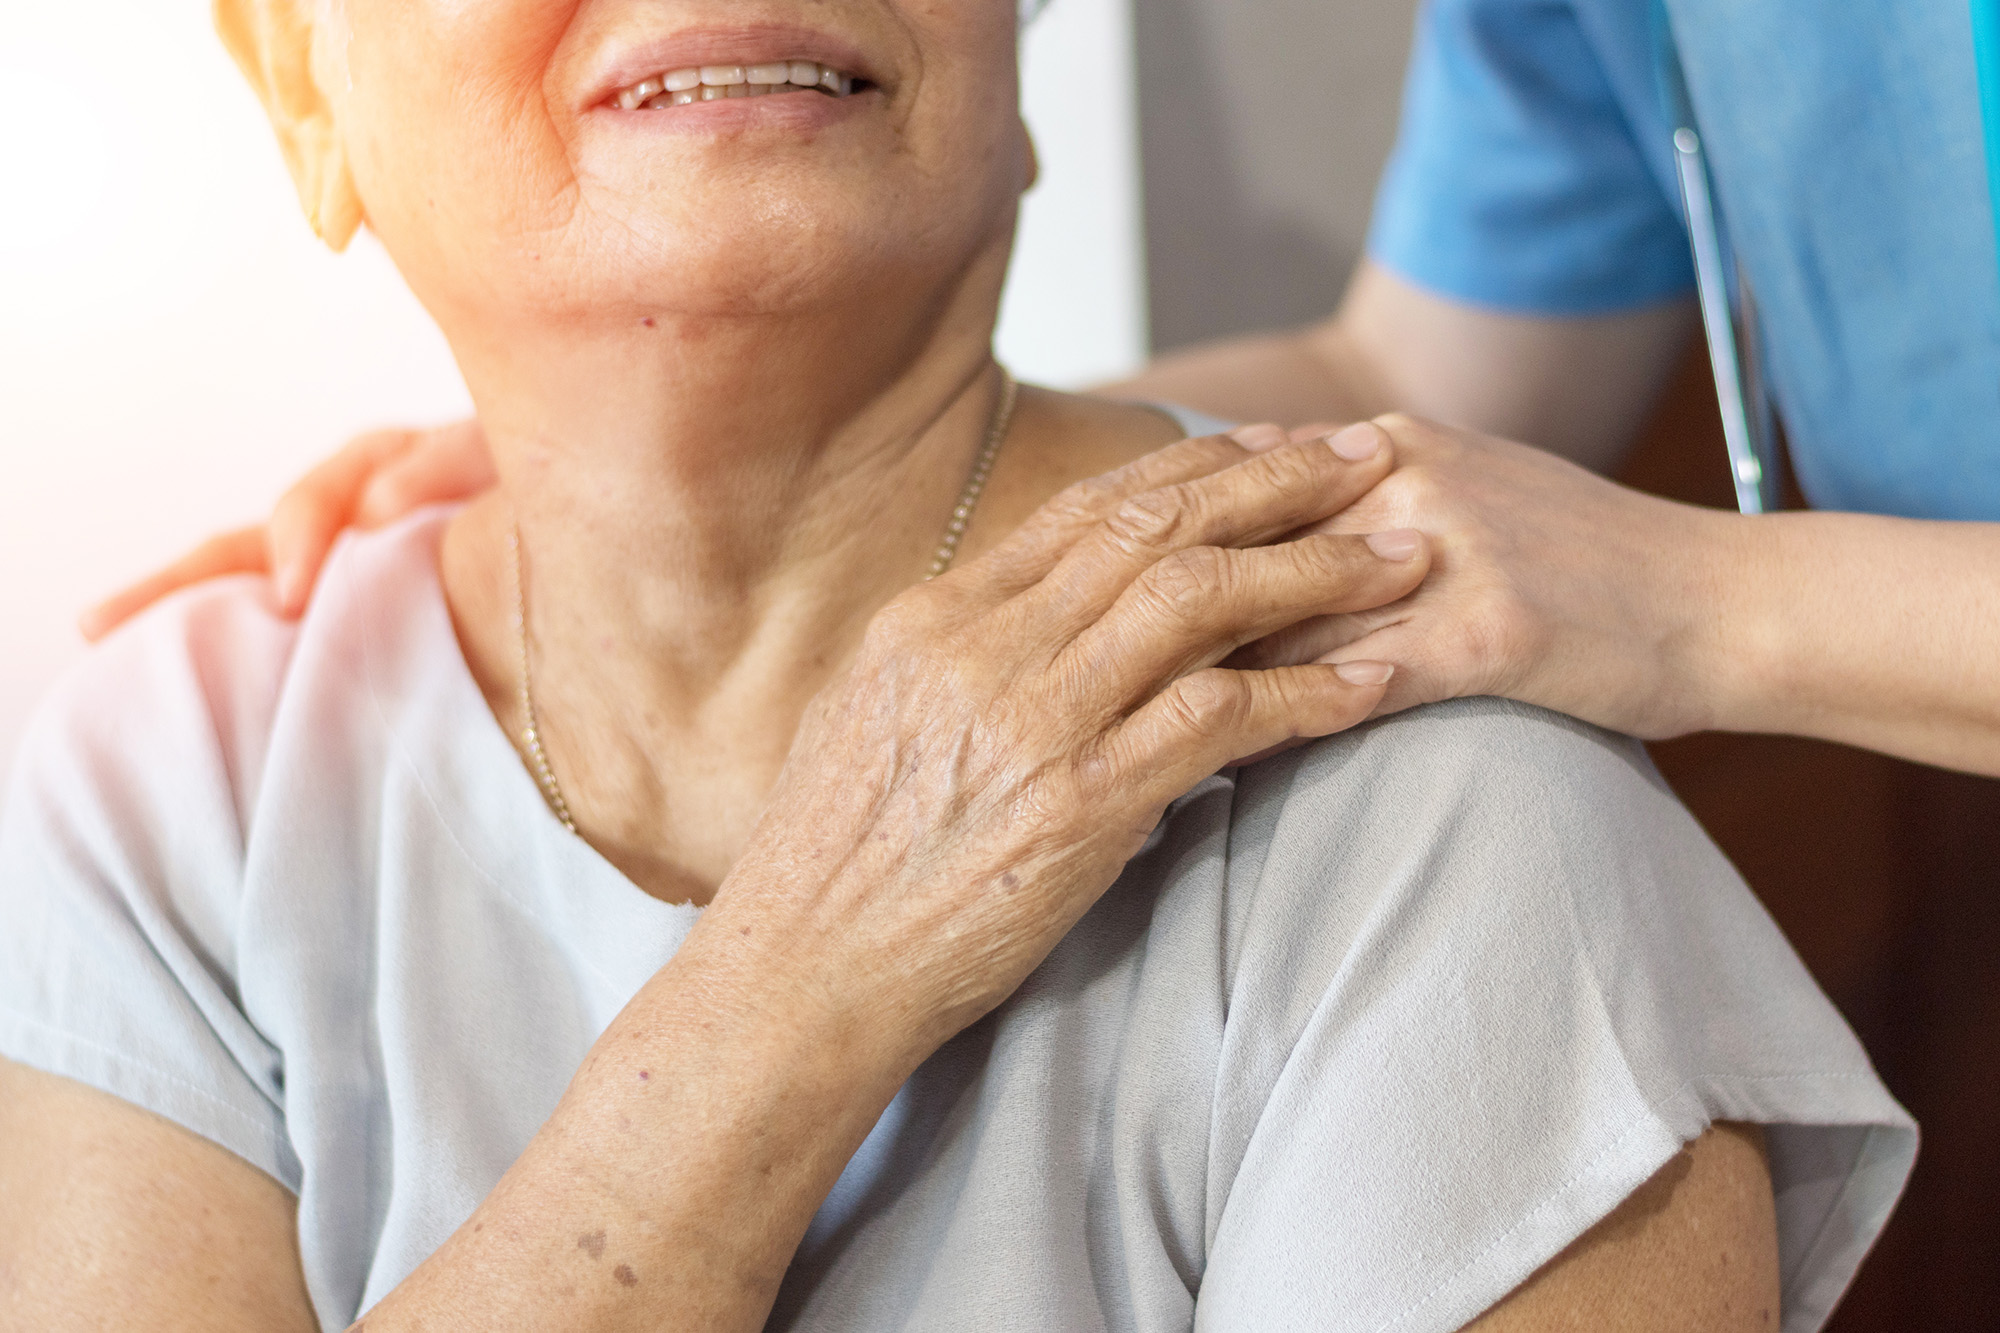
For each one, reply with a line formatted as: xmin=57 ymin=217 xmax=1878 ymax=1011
xmin=5 ymin=512 xmax=451 ymax=854
xmin=0 ymin=511 xmax=460 ymax=974
xmin=1187 ymin=698 xmax=1910 ymax=1330
xmin=5 ymin=574 xmax=299 ymax=877
xmin=0 ymin=513 xmax=459 ymax=1192
xmin=1214 ymin=696 xmax=1856 ymax=1079
xmin=1221 ymin=696 xmax=1705 ymax=977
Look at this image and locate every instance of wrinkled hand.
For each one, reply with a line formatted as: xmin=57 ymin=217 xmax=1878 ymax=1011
xmin=1233 ymin=415 xmax=1732 ymax=741
xmin=81 ymin=419 xmax=494 ymax=640
xmin=691 ymin=432 xmax=1430 ymax=1060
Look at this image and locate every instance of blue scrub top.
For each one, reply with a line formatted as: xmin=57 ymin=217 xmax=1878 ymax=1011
xmin=1368 ymin=0 xmax=2000 ymax=520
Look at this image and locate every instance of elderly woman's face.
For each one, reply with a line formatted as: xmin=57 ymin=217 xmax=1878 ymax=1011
xmin=329 ymin=0 xmax=1027 ymax=326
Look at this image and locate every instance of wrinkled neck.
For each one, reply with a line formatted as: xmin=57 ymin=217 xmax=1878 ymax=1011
xmin=462 ymin=237 xmax=1008 ymax=695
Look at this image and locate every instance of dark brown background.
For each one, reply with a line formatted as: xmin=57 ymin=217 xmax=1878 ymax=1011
xmin=1624 ymin=348 xmax=2000 ymax=1328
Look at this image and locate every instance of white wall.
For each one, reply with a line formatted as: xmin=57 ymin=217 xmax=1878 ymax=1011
xmin=1002 ymin=0 xmax=1149 ymax=386
xmin=0 ymin=0 xmax=1147 ymax=775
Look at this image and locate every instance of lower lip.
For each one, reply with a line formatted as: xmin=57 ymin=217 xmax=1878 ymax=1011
xmin=592 ymin=88 xmax=874 ymax=131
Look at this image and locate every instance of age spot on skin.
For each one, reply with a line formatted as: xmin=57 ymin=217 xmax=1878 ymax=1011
xmin=1001 ymin=872 xmax=1019 ymax=890
xmin=614 ymin=1264 xmax=639 ymax=1287
xmin=577 ymin=1230 xmax=607 ymax=1259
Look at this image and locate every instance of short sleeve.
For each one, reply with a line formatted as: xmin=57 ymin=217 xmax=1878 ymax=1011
xmin=0 ymin=578 xmax=303 ymax=1189
xmin=1195 ymin=699 xmax=1914 ymax=1333
xmin=1367 ymin=0 xmax=1696 ymax=314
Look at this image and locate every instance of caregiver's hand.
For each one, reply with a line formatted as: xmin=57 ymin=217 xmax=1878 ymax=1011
xmin=1233 ymin=415 xmax=1733 ymax=741
xmin=79 ymin=419 xmax=493 ymax=639
xmin=1219 ymin=414 xmax=2000 ymax=776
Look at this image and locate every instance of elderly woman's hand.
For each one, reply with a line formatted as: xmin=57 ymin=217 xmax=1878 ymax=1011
xmin=681 ymin=430 xmax=1429 ymax=1063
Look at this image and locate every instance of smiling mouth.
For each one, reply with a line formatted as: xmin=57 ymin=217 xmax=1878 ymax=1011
xmin=612 ymin=61 xmax=865 ymax=109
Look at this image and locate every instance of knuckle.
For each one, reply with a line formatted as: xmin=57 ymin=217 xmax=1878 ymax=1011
xmin=1373 ymin=411 xmax=1434 ymax=439
xmin=1104 ymin=489 xmax=1195 ymax=551
xmin=1457 ymin=591 xmax=1542 ymax=682
xmin=1045 ymin=473 xmax=1123 ymax=525
xmin=1138 ymin=545 xmax=1230 ymax=618
xmin=1294 ymin=534 xmax=1364 ymax=584
xmin=1253 ymin=440 xmax=1334 ymax=497
xmin=363 ymin=472 xmax=417 ymax=516
xmin=1165 ymin=670 xmax=1254 ymax=736
xmin=1158 ymin=432 xmax=1248 ymax=468
xmin=861 ymin=589 xmax=937 ymax=648
xmin=271 ymin=488 xmax=332 ymax=531
xmin=1376 ymin=465 xmax=1444 ymax=516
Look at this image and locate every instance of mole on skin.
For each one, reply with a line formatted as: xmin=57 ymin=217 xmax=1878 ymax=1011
xmin=614 ymin=1264 xmax=639 ymax=1287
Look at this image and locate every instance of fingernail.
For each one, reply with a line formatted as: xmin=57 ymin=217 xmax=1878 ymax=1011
xmin=1334 ymin=660 xmax=1395 ymax=687
xmin=1230 ymin=423 xmax=1287 ymax=452
xmin=1328 ymin=423 xmax=1383 ymax=462
xmin=1365 ymin=528 xmax=1422 ymax=561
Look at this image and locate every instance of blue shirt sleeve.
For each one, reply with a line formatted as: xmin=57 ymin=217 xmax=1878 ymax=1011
xmin=1367 ymin=0 xmax=1696 ymax=314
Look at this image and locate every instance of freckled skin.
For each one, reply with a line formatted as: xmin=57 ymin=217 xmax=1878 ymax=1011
xmin=577 ymin=1231 xmax=607 ymax=1260
xmin=613 ymin=1265 xmax=638 ymax=1288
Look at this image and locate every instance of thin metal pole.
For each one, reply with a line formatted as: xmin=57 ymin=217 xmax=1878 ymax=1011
xmin=1673 ymin=127 xmax=1768 ymax=514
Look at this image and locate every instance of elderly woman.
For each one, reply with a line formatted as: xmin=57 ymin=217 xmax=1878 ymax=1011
xmin=0 ymin=0 xmax=1910 ymax=1329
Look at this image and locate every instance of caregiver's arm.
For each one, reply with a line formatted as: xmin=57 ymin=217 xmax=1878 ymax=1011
xmin=80 ymin=420 xmax=495 ymax=635
xmin=1250 ymin=416 xmax=2000 ymax=777
xmin=1106 ymin=261 xmax=1697 ymax=474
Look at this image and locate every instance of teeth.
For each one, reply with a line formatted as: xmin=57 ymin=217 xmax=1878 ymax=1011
xmin=611 ymin=60 xmax=860 ymax=109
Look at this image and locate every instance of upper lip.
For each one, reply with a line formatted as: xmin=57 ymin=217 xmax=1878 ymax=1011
xmin=580 ymin=23 xmax=880 ymax=109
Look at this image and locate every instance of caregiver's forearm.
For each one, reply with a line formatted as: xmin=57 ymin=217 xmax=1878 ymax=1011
xmin=1706 ymin=512 xmax=2000 ymax=775
xmin=1102 ymin=323 xmax=1387 ymax=434
xmin=354 ymin=906 xmax=915 ymax=1333
xmin=1101 ymin=262 xmax=1696 ymax=475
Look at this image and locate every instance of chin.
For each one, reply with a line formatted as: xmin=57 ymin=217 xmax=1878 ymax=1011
xmin=394 ymin=182 xmax=1000 ymax=331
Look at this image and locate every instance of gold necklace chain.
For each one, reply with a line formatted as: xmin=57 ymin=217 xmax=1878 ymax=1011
xmin=511 ymin=368 xmax=1019 ymax=835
